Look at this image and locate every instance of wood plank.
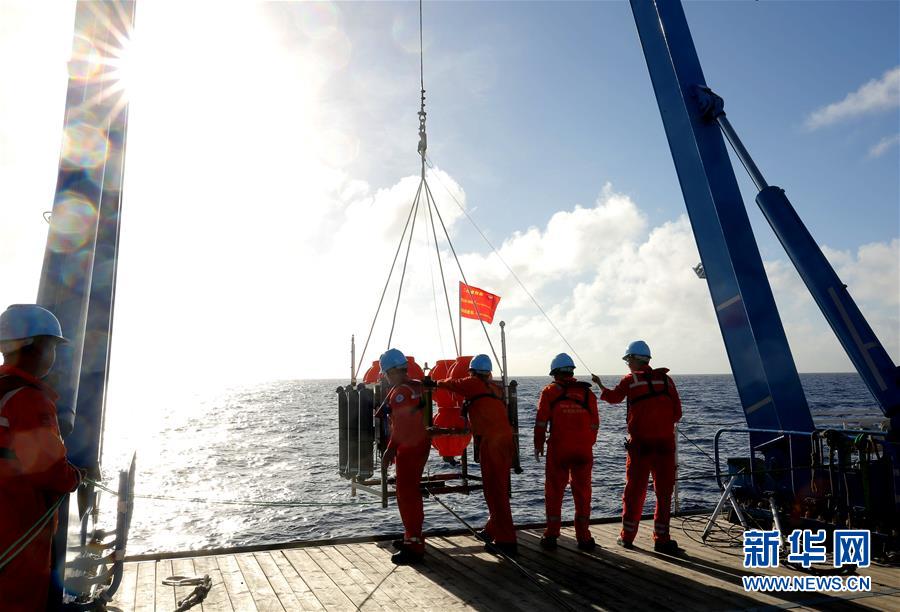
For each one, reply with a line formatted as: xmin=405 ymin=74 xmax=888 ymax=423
xmin=427 ymin=535 xmax=555 ymax=611
xmin=234 ymin=553 xmax=285 ymax=612
xmin=170 ymin=557 xmax=196 ymax=608
xmin=154 ymin=559 xmax=176 ymax=611
xmin=191 ymin=555 xmax=234 ymax=612
xmin=337 ymin=544 xmax=420 ymax=611
xmin=270 ymin=550 xmax=325 ymax=611
xmin=133 ymin=561 xmax=157 ymax=612
xmin=110 ymin=559 xmax=138 ymax=612
xmin=321 ymin=546 xmax=398 ymax=611
xmin=251 ymin=552 xmax=304 ymax=611
xmin=441 ymin=533 xmax=603 ymax=611
xmin=283 ymin=548 xmax=357 ymax=611
xmin=217 ymin=554 xmax=257 ymax=611
xmin=304 ymin=546 xmax=376 ymax=609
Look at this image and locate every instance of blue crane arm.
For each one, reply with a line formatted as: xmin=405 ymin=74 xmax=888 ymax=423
xmin=691 ymin=86 xmax=900 ymax=426
xmin=629 ymin=0 xmax=814 ymax=437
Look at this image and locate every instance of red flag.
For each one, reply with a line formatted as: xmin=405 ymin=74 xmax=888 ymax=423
xmin=459 ymin=282 xmax=501 ymax=324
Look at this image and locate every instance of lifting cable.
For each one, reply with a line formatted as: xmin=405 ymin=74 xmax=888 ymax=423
xmin=354 ymin=0 xmax=504 ymax=376
xmin=424 ymin=155 xmax=594 ymax=374
xmin=430 ymin=494 xmax=580 ymax=612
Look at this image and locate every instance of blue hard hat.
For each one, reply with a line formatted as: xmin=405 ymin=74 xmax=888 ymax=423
xmin=549 ymin=353 xmax=576 ymax=374
xmin=469 ymin=354 xmax=492 ymax=373
xmin=0 ymin=304 xmax=67 ymax=347
xmin=623 ymin=340 xmax=651 ymax=360
xmin=379 ymin=348 xmax=408 ymax=373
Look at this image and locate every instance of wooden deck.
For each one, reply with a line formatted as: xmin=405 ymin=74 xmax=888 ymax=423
xmin=108 ymin=518 xmax=900 ymax=611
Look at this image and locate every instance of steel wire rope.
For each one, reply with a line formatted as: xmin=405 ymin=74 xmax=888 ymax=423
xmin=426 ymin=178 xmax=460 ymax=358
xmin=423 ymin=179 xmax=502 ymax=371
xmin=387 ymin=174 xmax=425 ymax=347
xmin=423 ymin=193 xmax=447 ymax=357
xmin=354 ymin=181 xmax=424 ymax=380
xmin=429 ymin=494 xmax=581 ymax=612
xmin=424 ymin=156 xmax=594 ymax=373
xmin=0 ymin=494 xmax=66 ymax=571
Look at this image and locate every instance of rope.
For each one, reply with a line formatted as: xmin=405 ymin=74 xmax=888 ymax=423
xmin=354 ymin=183 xmax=423 ymax=380
xmin=677 ymin=426 xmax=717 ymax=464
xmin=423 ymin=200 xmax=446 ymax=356
xmin=387 ymin=180 xmax=424 ymax=347
xmin=167 ymin=575 xmax=213 ymax=612
xmin=0 ymin=494 xmax=66 ymax=573
xmin=423 ymin=179 xmax=502 ymax=372
xmin=429 ymin=494 xmax=580 ymax=612
xmin=426 ymin=179 xmax=460 ymax=357
xmin=424 ymin=155 xmax=593 ymax=373
xmin=87 ymin=479 xmax=379 ymax=508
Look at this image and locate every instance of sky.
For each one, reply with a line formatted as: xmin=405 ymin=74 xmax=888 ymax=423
xmin=0 ymin=1 xmax=898 ymax=397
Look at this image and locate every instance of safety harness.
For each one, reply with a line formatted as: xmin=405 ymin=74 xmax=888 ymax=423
xmin=548 ymin=380 xmax=593 ymax=413
xmin=461 ymin=380 xmax=503 ymax=420
xmin=626 ymin=369 xmax=671 ymax=407
xmin=0 ymin=375 xmax=35 ymax=464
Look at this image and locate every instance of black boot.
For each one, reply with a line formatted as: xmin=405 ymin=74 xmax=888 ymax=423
xmin=490 ymin=542 xmax=518 ymax=556
xmin=616 ymin=536 xmax=634 ymax=549
xmin=474 ymin=529 xmax=492 ymax=544
xmin=654 ymin=539 xmax=681 ymax=555
xmin=391 ymin=547 xmax=424 ymax=565
xmin=391 ymin=539 xmax=404 ymax=550
xmin=540 ymin=536 xmax=558 ymax=551
xmin=577 ymin=537 xmax=597 ymax=552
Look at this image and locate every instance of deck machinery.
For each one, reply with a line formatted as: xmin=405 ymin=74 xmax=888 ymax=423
xmin=26 ymin=0 xmax=900 ymax=608
xmin=632 ymin=0 xmax=899 ymax=559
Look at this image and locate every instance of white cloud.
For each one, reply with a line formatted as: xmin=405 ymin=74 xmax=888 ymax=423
xmin=805 ymin=66 xmax=900 ymax=130
xmin=867 ymin=133 xmax=900 ymax=158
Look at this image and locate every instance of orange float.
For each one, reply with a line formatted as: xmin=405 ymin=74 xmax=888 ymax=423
xmin=362 ymin=357 xmax=425 ymax=384
xmin=430 ymin=356 xmax=473 ymax=458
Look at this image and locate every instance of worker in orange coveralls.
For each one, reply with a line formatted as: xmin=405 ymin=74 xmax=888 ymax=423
xmin=0 ymin=304 xmax=84 ymax=611
xmin=534 ymin=353 xmax=599 ymax=552
xmin=431 ymin=354 xmax=518 ymax=555
xmin=592 ymin=340 xmax=682 ymax=554
xmin=376 ymin=348 xmax=431 ymax=565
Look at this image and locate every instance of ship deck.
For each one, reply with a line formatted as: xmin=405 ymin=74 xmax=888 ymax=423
xmin=108 ymin=515 xmax=900 ymax=611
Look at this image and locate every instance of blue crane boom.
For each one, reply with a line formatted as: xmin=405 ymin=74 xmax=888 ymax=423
xmin=630 ymin=0 xmax=900 ymax=518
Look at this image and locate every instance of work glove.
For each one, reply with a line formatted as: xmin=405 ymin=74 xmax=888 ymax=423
xmin=591 ymin=374 xmax=604 ymax=389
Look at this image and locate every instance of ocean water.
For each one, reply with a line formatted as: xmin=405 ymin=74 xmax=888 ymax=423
xmin=97 ymin=373 xmax=879 ymax=555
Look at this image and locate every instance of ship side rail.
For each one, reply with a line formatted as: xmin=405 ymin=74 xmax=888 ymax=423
xmin=63 ymin=456 xmax=136 ymax=610
xmin=712 ymin=426 xmax=895 ymax=536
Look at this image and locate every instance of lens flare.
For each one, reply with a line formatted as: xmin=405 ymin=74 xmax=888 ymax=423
xmin=68 ymin=34 xmax=104 ymax=81
xmin=48 ymin=192 xmax=97 ymax=254
xmin=62 ymin=121 xmax=110 ymax=168
xmin=296 ymin=2 xmax=340 ymax=39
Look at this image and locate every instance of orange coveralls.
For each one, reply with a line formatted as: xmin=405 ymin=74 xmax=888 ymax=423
xmin=379 ymin=379 xmax=430 ymax=554
xmin=0 ymin=365 xmax=82 ymax=612
xmin=438 ymin=376 xmax=516 ymax=544
xmin=601 ymin=365 xmax=682 ymax=544
xmin=535 ymin=377 xmax=599 ymax=541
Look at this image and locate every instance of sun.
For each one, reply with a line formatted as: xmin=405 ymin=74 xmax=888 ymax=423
xmin=66 ymin=1 xmax=137 ymax=125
